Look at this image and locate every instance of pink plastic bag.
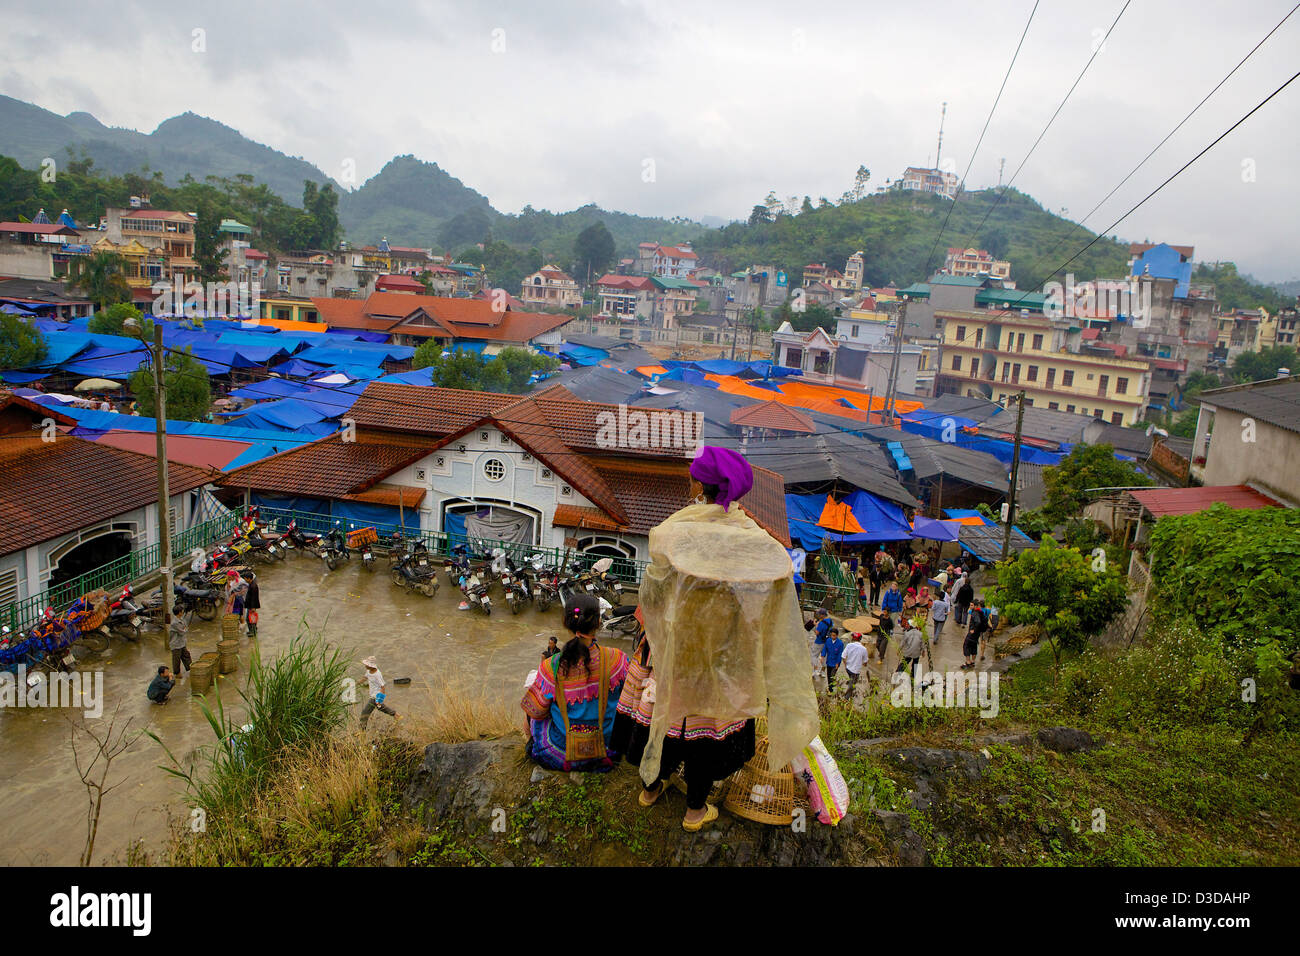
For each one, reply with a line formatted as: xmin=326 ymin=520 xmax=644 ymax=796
xmin=790 ymin=735 xmax=850 ymax=826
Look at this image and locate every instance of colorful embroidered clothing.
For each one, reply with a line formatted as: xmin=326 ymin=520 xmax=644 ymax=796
xmin=522 ymin=645 xmax=629 ymax=771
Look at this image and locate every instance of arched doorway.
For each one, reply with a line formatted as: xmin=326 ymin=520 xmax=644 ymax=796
xmin=47 ymin=525 xmax=135 ymax=605
xmin=441 ymin=498 xmax=541 ymax=550
xmin=575 ymin=535 xmax=639 ymax=584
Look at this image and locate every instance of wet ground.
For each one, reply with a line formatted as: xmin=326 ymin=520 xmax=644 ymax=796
xmin=0 ymin=552 xmax=637 ymax=866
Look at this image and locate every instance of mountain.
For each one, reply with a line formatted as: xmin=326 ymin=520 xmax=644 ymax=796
xmin=0 ymin=95 xmax=331 ymax=205
xmin=696 ymin=187 xmax=1132 ymax=289
xmin=337 ymin=155 xmax=495 ymax=246
xmin=0 ymin=96 xmax=703 ymax=259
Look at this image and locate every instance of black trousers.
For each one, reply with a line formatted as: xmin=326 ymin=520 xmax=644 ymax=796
xmin=171 ymin=647 xmax=192 ymax=675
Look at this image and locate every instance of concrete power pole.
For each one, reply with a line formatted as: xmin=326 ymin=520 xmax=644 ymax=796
xmin=883 ymin=299 xmax=908 ymax=422
xmin=152 ymin=323 xmax=173 ymax=637
xmin=1000 ymin=389 xmax=1027 ymax=563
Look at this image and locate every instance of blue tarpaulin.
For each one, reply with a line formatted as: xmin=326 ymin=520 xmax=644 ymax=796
xmin=269 ymin=357 xmax=329 ymax=378
xmin=555 ymin=342 xmax=607 ymax=367
xmin=229 ymin=378 xmax=315 ymax=402
xmin=785 ymin=491 xmax=912 ymax=549
xmin=231 ymin=398 xmax=335 ymax=431
xmin=378 ymin=367 xmax=436 ymax=386
xmin=911 ymin=516 xmax=961 ymax=542
xmin=61 ymin=345 xmax=149 ymax=378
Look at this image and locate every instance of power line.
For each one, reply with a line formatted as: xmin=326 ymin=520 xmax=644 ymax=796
xmin=919 ymin=0 xmax=1041 ymax=280
xmin=960 ymin=0 xmax=1132 ymax=250
xmin=986 ymin=1 xmax=1300 ymax=283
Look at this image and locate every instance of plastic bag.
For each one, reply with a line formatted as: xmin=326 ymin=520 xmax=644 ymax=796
xmin=790 ymin=735 xmax=850 ymax=826
xmin=638 ymin=502 xmax=819 ymax=785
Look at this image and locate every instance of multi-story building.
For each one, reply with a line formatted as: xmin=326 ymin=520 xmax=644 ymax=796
xmin=844 ymin=251 xmax=865 ymax=292
xmin=1214 ymin=309 xmax=1268 ymax=360
xmin=934 ymin=307 xmax=1152 ymax=424
xmin=635 ymin=242 xmax=699 ymax=278
xmin=594 ymin=274 xmax=655 ymax=320
xmin=943 ymin=247 xmax=1010 ymax=280
xmin=900 ymin=166 xmax=959 ymax=199
xmin=90 ymin=236 xmax=167 ymax=290
xmin=103 ymin=207 xmax=197 ymax=279
xmin=1275 ymin=303 xmax=1299 ymax=347
xmin=520 ymin=265 xmax=583 ymax=310
xmin=649 ymin=275 xmax=698 ymax=328
xmin=1192 ymin=375 xmax=1300 ymax=505
xmin=773 ymin=321 xmax=922 ymax=396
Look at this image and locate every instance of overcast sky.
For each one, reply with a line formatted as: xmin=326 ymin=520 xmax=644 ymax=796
xmin=1 ymin=0 xmax=1297 ymax=281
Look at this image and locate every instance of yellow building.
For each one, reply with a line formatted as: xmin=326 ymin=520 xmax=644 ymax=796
xmin=92 ymin=236 xmax=168 ymax=289
xmin=935 ymin=308 xmax=1151 ymax=425
xmin=260 ymin=294 xmax=323 ymax=324
xmin=113 ymin=209 xmax=196 ymax=278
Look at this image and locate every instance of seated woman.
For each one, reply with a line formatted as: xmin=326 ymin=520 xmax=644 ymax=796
xmin=521 ymin=593 xmax=629 ymax=772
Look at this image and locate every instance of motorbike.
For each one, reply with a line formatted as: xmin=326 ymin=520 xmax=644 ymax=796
xmin=321 ymin=523 xmax=349 ymax=571
xmin=601 ymin=602 xmax=641 ymax=636
xmin=143 ymin=582 xmax=219 ymax=622
xmin=459 ymin=571 xmax=493 ymax=616
xmin=105 ymin=584 xmax=144 ymax=641
xmin=499 ymin=557 xmax=531 ymax=614
xmin=387 ymin=531 xmax=407 ymax=568
xmin=245 ymin=523 xmax=286 ymax=563
xmin=391 ymin=552 xmax=439 ymax=597
xmin=284 ymin=518 xmax=323 ymax=557
xmin=444 ymin=544 xmax=471 ymax=586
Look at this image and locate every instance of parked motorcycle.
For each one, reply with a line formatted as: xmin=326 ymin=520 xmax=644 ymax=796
xmin=284 ymin=518 xmax=323 ymax=557
xmin=391 ymin=553 xmax=439 ymax=597
xmin=444 ymin=544 xmax=471 ymax=586
xmin=144 ymin=582 xmax=219 ymax=622
xmin=245 ymin=523 xmax=286 ymax=563
xmin=601 ymin=602 xmax=641 ymax=636
xmin=321 ymin=523 xmax=349 ymax=571
xmin=387 ymin=531 xmax=407 ymax=568
xmin=105 ymin=584 xmax=144 ymax=641
xmin=499 ymin=558 xmax=531 ymax=614
xmin=459 ymin=571 xmax=493 ymax=616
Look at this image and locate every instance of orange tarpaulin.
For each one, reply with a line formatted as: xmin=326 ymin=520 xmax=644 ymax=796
xmin=948 ymin=515 xmax=986 ymax=526
xmin=703 ymin=374 xmax=924 ymax=425
xmin=817 ymin=496 xmax=864 ymax=534
xmin=635 ymin=365 xmax=669 ymax=377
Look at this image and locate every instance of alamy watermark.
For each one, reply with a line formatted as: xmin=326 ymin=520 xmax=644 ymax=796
xmin=594 ymin=405 xmax=703 ymax=454
xmin=0 ymin=666 xmax=104 ymax=718
xmin=1042 ymin=273 xmax=1151 ymax=327
xmin=152 ymin=278 xmax=261 ymax=319
xmin=890 ymin=669 xmax=999 ymax=717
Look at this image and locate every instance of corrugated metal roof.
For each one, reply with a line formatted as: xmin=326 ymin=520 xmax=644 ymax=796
xmin=1199 ymin=378 xmax=1300 ymax=435
xmin=1129 ymin=485 xmax=1282 ymax=517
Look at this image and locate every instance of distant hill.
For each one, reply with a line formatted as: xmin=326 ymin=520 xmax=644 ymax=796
xmin=0 ymin=95 xmax=331 ymax=205
xmin=0 ymin=96 xmax=702 ymax=259
xmin=695 ymin=187 xmax=1132 ymax=289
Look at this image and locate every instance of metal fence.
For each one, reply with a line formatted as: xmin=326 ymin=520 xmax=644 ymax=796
xmin=254 ymin=507 xmax=650 ymax=586
xmin=3 ymin=507 xmax=248 ymax=632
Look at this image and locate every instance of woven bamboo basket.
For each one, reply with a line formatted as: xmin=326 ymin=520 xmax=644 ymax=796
xmin=217 ymin=639 xmax=240 ymax=674
xmin=347 ymin=526 xmax=378 ymax=547
xmin=189 ymin=658 xmax=214 ymax=693
xmin=221 ymin=614 xmax=241 ymax=641
xmin=723 ymin=719 xmax=795 ymax=826
xmin=79 ymin=590 xmax=111 ymax=631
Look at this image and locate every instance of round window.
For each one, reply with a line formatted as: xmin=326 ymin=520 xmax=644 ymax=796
xmin=483 ymin=458 xmax=506 ymax=481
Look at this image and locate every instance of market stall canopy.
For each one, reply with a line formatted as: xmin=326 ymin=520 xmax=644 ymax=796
xmin=74 ymin=378 xmax=123 ymax=392
xmin=910 ymin=516 xmax=961 ymax=542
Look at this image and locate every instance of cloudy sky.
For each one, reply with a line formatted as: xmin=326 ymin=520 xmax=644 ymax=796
xmin=2 ymin=0 xmax=1297 ymax=280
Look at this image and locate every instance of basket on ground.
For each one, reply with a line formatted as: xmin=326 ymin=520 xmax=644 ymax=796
xmin=723 ymin=718 xmax=796 ymax=826
xmin=190 ymin=658 xmax=215 ymax=693
xmin=216 ymin=639 xmax=240 ymax=674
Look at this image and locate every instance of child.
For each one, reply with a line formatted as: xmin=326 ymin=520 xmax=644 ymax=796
xmin=360 ymin=656 xmax=400 ymax=728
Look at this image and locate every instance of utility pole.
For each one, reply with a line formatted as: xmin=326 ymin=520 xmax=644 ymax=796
xmin=152 ymin=322 xmax=173 ymax=639
xmin=1000 ymin=389 xmax=1026 ymax=562
xmin=883 ymin=298 xmax=908 ymax=422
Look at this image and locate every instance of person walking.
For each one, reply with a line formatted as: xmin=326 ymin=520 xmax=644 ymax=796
xmin=820 ymin=628 xmax=845 ymax=693
xmin=954 ymin=576 xmax=974 ymax=627
xmin=930 ymin=592 xmax=950 ymax=643
xmin=841 ymin=632 xmax=869 ymax=698
xmin=244 ymin=572 xmax=261 ymax=637
xmin=963 ymin=600 xmax=989 ymax=670
xmin=868 ymin=560 xmax=884 ymax=608
xmin=359 ymin=656 xmax=399 ymax=728
xmin=881 ymin=581 xmax=903 ymax=617
xmin=897 ymin=617 xmax=924 ymax=678
xmin=875 ymin=611 xmax=894 ymax=663
xmin=147 ymin=666 xmax=175 ymax=704
xmin=168 ymin=617 xmax=192 ymax=681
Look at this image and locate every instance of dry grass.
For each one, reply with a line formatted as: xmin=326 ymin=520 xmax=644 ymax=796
xmin=394 ymin=678 xmax=524 ymax=744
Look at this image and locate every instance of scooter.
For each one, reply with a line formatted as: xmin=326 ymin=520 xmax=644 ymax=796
xmin=284 ymin=518 xmax=323 ymax=557
xmin=444 ymin=544 xmax=471 ymax=586
xmin=359 ymin=539 xmax=376 ymax=572
xmin=105 ymin=584 xmax=144 ymax=641
xmin=602 ymin=602 xmax=641 ymax=636
xmin=321 ymin=523 xmax=349 ymax=571
xmin=500 ymin=558 xmax=531 ymax=614
xmin=459 ymin=571 xmax=492 ymax=616
xmin=391 ymin=553 xmax=439 ymax=597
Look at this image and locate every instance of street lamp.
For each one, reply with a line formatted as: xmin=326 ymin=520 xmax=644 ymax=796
xmin=125 ymin=316 xmax=173 ymax=639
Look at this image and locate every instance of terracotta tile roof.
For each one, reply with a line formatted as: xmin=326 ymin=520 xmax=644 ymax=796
xmin=552 ymin=504 xmax=625 ymax=532
xmin=347 ymin=385 xmax=521 ymax=435
xmin=730 ymin=400 xmax=816 ymax=433
xmin=221 ymin=433 xmax=437 ymax=498
xmin=343 ymin=483 xmax=426 ymax=508
xmin=375 ymin=274 xmax=426 ymax=292
xmin=0 ymin=391 xmax=77 ymax=430
xmin=311 ymin=297 xmax=384 ymax=330
xmin=0 ymin=433 xmax=211 ymax=556
xmin=124 ymin=209 xmax=194 ymax=220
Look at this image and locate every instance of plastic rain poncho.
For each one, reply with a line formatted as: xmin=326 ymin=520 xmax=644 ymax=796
xmin=637 ymin=501 xmax=820 ymax=786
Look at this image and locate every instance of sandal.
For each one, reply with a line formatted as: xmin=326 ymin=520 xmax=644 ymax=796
xmin=682 ymin=803 xmax=719 ymax=832
xmin=638 ymin=781 xmax=665 ymax=807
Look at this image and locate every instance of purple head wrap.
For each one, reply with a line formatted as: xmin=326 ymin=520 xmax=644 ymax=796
xmin=689 ymin=445 xmax=754 ymax=512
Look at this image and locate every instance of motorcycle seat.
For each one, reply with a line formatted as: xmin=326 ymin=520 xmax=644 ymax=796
xmin=607 ymin=604 xmax=637 ymax=618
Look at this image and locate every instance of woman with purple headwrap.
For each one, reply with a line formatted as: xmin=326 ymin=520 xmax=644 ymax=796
xmin=633 ymin=445 xmax=819 ymax=831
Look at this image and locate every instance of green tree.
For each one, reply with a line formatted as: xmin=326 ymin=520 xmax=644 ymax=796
xmin=411 ymin=347 xmax=508 ymax=391
xmin=0 ymin=314 xmax=47 ymax=368
xmin=129 ymin=348 xmax=211 ymax=422
xmin=1230 ymin=345 xmax=1297 ymax=384
xmin=68 ymin=250 xmax=132 ymax=312
xmin=789 ymin=301 xmax=834 ymax=333
xmin=1168 ymin=407 xmax=1199 ymax=439
xmin=748 ymin=204 xmax=773 ymax=227
xmin=496 ymin=346 xmax=560 ymax=391
xmin=800 ymin=196 xmax=815 ymax=215
xmin=192 ymin=197 xmax=230 ymax=283
xmin=88 ymin=302 xmax=150 ymax=336
xmin=571 ymin=222 xmax=615 ymax=281
xmin=986 ymin=537 xmax=1129 ymax=676
xmin=1039 ymin=443 xmax=1152 ymax=525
